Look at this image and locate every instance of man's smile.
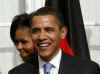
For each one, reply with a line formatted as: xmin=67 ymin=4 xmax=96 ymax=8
xmin=37 ymin=42 xmax=51 ymax=50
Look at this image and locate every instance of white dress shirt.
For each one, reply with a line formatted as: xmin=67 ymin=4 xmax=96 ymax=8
xmin=38 ymin=49 xmax=62 ymax=74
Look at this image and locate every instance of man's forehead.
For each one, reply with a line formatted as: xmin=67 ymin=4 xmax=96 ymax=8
xmin=32 ymin=24 xmax=58 ymax=28
xmin=31 ymin=15 xmax=60 ymax=29
xmin=33 ymin=15 xmax=56 ymax=21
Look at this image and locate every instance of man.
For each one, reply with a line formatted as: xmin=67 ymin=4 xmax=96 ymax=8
xmin=31 ymin=7 xmax=100 ymax=74
xmin=8 ymin=13 xmax=38 ymax=74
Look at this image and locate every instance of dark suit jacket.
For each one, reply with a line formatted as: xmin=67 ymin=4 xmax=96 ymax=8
xmin=58 ymin=52 xmax=100 ymax=74
xmin=8 ymin=59 xmax=39 ymax=74
xmin=8 ymin=51 xmax=100 ymax=74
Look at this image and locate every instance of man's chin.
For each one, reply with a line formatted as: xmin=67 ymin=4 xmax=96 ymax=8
xmin=39 ymin=53 xmax=52 ymax=60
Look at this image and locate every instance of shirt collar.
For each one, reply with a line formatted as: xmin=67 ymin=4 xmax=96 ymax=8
xmin=38 ymin=49 xmax=62 ymax=70
xmin=49 ymin=49 xmax=62 ymax=69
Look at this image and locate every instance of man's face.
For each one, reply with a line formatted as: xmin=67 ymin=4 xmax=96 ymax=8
xmin=15 ymin=27 xmax=34 ymax=61
xmin=31 ymin=15 xmax=66 ymax=61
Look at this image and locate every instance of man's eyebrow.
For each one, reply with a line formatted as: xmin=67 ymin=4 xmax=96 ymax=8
xmin=31 ymin=27 xmax=40 ymax=33
xmin=45 ymin=27 xmax=55 ymax=32
xmin=32 ymin=27 xmax=40 ymax=30
xmin=45 ymin=27 xmax=54 ymax=29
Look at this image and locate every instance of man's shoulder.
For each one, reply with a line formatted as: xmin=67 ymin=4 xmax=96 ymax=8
xmin=60 ymin=52 xmax=100 ymax=74
xmin=61 ymin=51 xmax=98 ymax=66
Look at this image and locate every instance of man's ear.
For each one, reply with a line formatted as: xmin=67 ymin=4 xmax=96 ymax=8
xmin=60 ymin=27 xmax=68 ymax=39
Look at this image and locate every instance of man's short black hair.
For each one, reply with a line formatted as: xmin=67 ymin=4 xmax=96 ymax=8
xmin=30 ymin=7 xmax=65 ymax=29
xmin=10 ymin=13 xmax=31 ymax=43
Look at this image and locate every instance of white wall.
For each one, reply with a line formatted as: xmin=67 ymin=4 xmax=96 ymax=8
xmin=80 ymin=0 xmax=100 ymax=25
xmin=0 ymin=0 xmax=24 ymax=74
xmin=0 ymin=0 xmax=19 ymax=24
xmin=0 ymin=0 xmax=100 ymax=74
xmin=80 ymin=0 xmax=100 ymax=64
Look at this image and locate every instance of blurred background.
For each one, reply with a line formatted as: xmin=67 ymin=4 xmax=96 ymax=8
xmin=0 ymin=0 xmax=100 ymax=74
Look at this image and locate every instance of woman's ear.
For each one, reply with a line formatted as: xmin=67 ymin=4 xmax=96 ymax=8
xmin=60 ymin=27 xmax=68 ymax=39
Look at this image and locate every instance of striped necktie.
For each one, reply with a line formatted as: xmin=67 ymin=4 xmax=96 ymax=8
xmin=44 ymin=63 xmax=53 ymax=74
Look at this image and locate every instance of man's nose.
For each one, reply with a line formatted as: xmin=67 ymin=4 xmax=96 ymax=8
xmin=39 ymin=30 xmax=47 ymax=40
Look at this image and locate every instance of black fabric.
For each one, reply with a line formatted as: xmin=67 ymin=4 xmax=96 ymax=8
xmin=58 ymin=52 xmax=100 ymax=74
xmin=8 ymin=51 xmax=100 ymax=74
xmin=45 ymin=0 xmax=90 ymax=60
xmin=8 ymin=57 xmax=39 ymax=74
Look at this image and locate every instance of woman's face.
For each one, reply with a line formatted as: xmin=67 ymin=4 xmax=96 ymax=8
xmin=15 ymin=27 xmax=34 ymax=61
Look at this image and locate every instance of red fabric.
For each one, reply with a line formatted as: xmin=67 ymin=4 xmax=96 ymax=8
xmin=60 ymin=37 xmax=74 ymax=56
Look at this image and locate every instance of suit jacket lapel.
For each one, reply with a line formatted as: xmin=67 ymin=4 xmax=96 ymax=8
xmin=58 ymin=52 xmax=69 ymax=74
xmin=58 ymin=51 xmax=77 ymax=74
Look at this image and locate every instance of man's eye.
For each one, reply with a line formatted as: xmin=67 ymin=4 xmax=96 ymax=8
xmin=46 ymin=28 xmax=55 ymax=32
xmin=20 ymin=41 xmax=28 ymax=45
xmin=32 ymin=28 xmax=40 ymax=34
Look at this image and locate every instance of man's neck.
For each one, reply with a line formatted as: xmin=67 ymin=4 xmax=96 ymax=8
xmin=40 ymin=48 xmax=60 ymax=62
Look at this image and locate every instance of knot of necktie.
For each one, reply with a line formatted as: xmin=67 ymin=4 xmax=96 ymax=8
xmin=44 ymin=63 xmax=53 ymax=74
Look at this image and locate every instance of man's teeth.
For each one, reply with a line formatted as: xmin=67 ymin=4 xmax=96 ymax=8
xmin=39 ymin=44 xmax=49 ymax=47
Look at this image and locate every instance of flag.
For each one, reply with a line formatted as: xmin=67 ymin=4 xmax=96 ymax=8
xmin=60 ymin=37 xmax=74 ymax=56
xmin=45 ymin=0 xmax=90 ymax=60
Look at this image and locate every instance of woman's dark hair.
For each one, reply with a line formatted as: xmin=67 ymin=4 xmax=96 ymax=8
xmin=10 ymin=13 xmax=31 ymax=43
